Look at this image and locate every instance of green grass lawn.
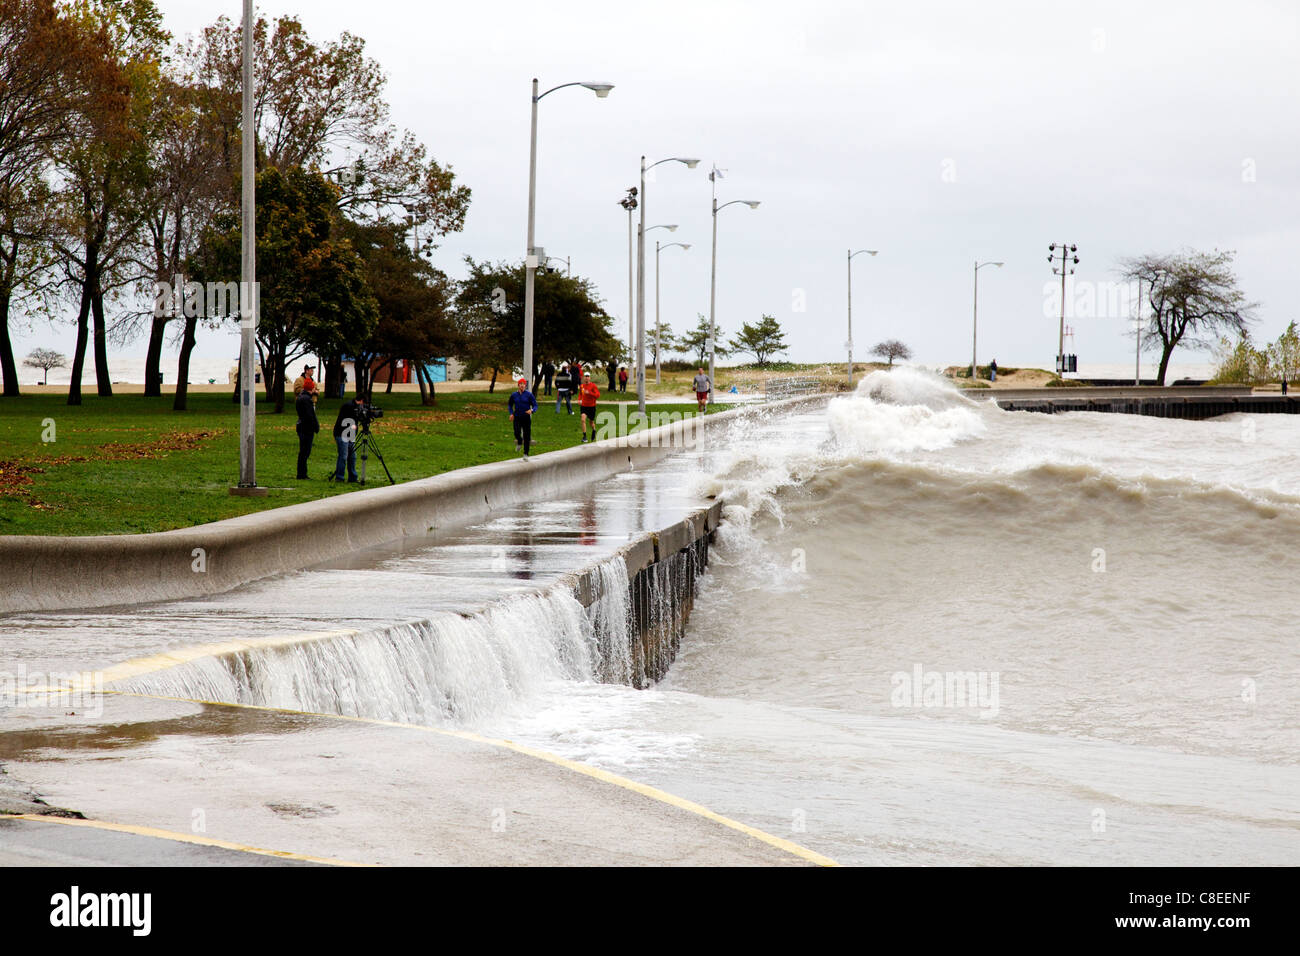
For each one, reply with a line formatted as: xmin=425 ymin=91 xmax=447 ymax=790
xmin=0 ymin=390 xmax=726 ymax=536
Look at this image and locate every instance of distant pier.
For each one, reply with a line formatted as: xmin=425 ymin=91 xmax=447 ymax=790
xmin=982 ymin=386 xmax=1298 ymax=420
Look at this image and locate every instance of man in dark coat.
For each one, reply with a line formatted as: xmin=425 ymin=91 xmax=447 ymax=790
xmin=295 ymin=389 xmax=319 ymax=479
xmin=333 ymin=395 xmax=365 ymax=482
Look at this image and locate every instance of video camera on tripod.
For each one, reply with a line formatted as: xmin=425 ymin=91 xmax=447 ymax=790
xmin=335 ymin=397 xmax=394 ymax=485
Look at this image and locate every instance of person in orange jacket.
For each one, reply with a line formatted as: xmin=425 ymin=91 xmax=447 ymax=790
xmin=578 ymin=372 xmax=600 ymax=443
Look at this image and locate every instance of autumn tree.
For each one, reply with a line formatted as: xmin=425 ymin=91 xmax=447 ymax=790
xmin=132 ymin=72 xmax=230 ymax=407
xmin=871 ymin=339 xmax=912 ymax=366
xmin=1119 ymin=250 xmax=1255 ymax=386
xmin=729 ymin=314 xmax=788 ymax=367
xmin=50 ymin=0 xmax=164 ymax=405
xmin=180 ymin=14 xmax=469 ymax=400
xmin=192 ymin=166 xmax=378 ymax=411
xmin=0 ymin=0 xmax=124 ymax=396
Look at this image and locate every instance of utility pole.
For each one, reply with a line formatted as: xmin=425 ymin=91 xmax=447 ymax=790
xmin=231 ymin=0 xmax=265 ymax=496
xmin=1048 ymin=243 xmax=1079 ymax=377
xmin=1135 ymin=277 xmax=1142 ymax=386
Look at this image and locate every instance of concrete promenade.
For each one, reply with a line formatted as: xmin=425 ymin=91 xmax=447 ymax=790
xmin=1 ymin=394 xmax=837 ymax=866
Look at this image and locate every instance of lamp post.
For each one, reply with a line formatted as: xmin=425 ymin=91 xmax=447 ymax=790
xmin=231 ymin=0 xmax=264 ymax=495
xmin=1048 ymin=242 xmax=1079 ymax=376
xmin=846 ymin=249 xmax=878 ymax=387
xmin=523 ymin=80 xmax=612 ymax=388
xmin=542 ymin=254 xmax=571 ymax=275
xmin=637 ymin=157 xmax=698 ymax=414
xmin=708 ymin=182 xmax=760 ymax=404
xmin=972 ymin=260 xmax=1003 ymax=380
xmin=619 ymin=187 xmax=637 ymax=363
xmin=656 ymin=240 xmax=690 ymax=384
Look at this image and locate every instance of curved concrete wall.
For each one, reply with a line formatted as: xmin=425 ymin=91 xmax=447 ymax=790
xmin=3 ymin=395 xmax=829 ymax=614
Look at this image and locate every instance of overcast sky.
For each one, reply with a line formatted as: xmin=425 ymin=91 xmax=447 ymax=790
xmin=14 ymin=0 xmax=1300 ymax=372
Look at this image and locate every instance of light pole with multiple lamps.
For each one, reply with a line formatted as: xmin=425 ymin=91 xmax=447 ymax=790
xmin=637 ymin=157 xmax=698 ymax=414
xmin=708 ymin=188 xmax=760 ymax=404
xmin=846 ymin=249 xmax=877 ymax=387
xmin=1048 ymin=242 xmax=1079 ymax=377
xmin=655 ymin=240 xmax=690 ymax=384
xmin=971 ymin=260 xmax=1003 ymax=380
xmin=523 ymin=79 xmax=612 ymax=386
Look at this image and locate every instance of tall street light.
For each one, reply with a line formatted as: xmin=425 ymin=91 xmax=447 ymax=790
xmin=524 ymin=79 xmax=612 ymax=384
xmin=1048 ymin=242 xmax=1079 ymax=376
xmin=619 ymin=187 xmax=637 ymax=363
xmin=708 ymin=182 xmax=760 ymax=404
xmin=972 ymin=260 xmax=1003 ymax=380
xmin=656 ymin=240 xmax=690 ymax=384
xmin=232 ymin=0 xmax=264 ymax=496
xmin=638 ymin=156 xmax=698 ymax=414
xmin=846 ymin=249 xmax=877 ymax=387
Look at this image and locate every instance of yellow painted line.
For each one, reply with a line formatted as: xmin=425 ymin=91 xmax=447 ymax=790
xmin=0 ymin=813 xmax=374 ymax=867
xmin=115 ymin=690 xmax=839 ymax=867
xmin=23 ymin=629 xmax=838 ymax=865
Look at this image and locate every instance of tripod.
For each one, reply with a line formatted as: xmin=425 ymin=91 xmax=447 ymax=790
xmin=355 ymin=423 xmax=394 ymax=485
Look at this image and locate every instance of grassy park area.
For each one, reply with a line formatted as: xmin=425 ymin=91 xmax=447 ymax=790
xmin=0 ymin=389 xmax=726 ymax=536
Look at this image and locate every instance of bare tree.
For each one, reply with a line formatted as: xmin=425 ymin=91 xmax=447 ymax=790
xmin=1119 ymin=250 xmax=1255 ymax=386
xmin=23 ymin=347 xmax=65 ymax=383
xmin=871 ymin=339 xmax=913 ymax=367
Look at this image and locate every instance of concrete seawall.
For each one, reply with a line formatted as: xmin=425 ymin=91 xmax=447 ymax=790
xmin=572 ymin=499 xmax=721 ymax=688
xmin=2 ymin=395 xmax=828 ymax=615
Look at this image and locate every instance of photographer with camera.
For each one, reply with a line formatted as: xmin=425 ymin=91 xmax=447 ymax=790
xmin=332 ymin=394 xmax=366 ymax=483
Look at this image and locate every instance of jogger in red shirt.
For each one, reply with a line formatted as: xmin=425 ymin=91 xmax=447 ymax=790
xmin=579 ymin=373 xmax=600 ymax=443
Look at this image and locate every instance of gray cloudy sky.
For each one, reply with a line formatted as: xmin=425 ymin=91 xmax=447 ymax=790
xmin=16 ymin=0 xmax=1300 ymax=371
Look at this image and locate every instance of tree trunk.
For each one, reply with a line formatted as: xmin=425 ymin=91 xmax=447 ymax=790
xmin=322 ymin=352 xmax=341 ymax=399
xmin=90 ymin=286 xmax=111 ymax=397
xmin=68 ymin=278 xmax=93 ymax=406
xmin=173 ymin=315 xmax=197 ymax=410
xmin=0 ymin=290 xmax=18 ymax=397
xmin=1156 ymin=345 xmax=1173 ymax=387
xmin=414 ymin=361 xmax=429 ymax=405
xmin=143 ymin=314 xmax=168 ymax=397
xmin=488 ymin=366 xmax=498 ymax=393
xmin=385 ymin=358 xmax=396 ymax=394
xmin=268 ymin=343 xmax=287 ymax=413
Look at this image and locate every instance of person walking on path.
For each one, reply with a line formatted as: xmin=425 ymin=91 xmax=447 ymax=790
xmin=508 ymin=377 xmax=537 ymax=460
xmin=692 ymin=367 xmax=712 ymax=413
xmin=606 ymin=360 xmax=617 ymax=392
xmin=542 ymin=360 xmax=555 ymax=396
xmin=618 ymin=365 xmax=629 ymax=393
xmin=332 ymin=394 xmax=365 ymax=482
xmin=989 ymin=359 xmax=998 ymax=383
xmin=554 ymin=364 xmax=573 ymax=413
xmin=579 ymin=372 xmax=600 ymax=443
xmin=294 ymin=388 xmax=319 ymax=479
